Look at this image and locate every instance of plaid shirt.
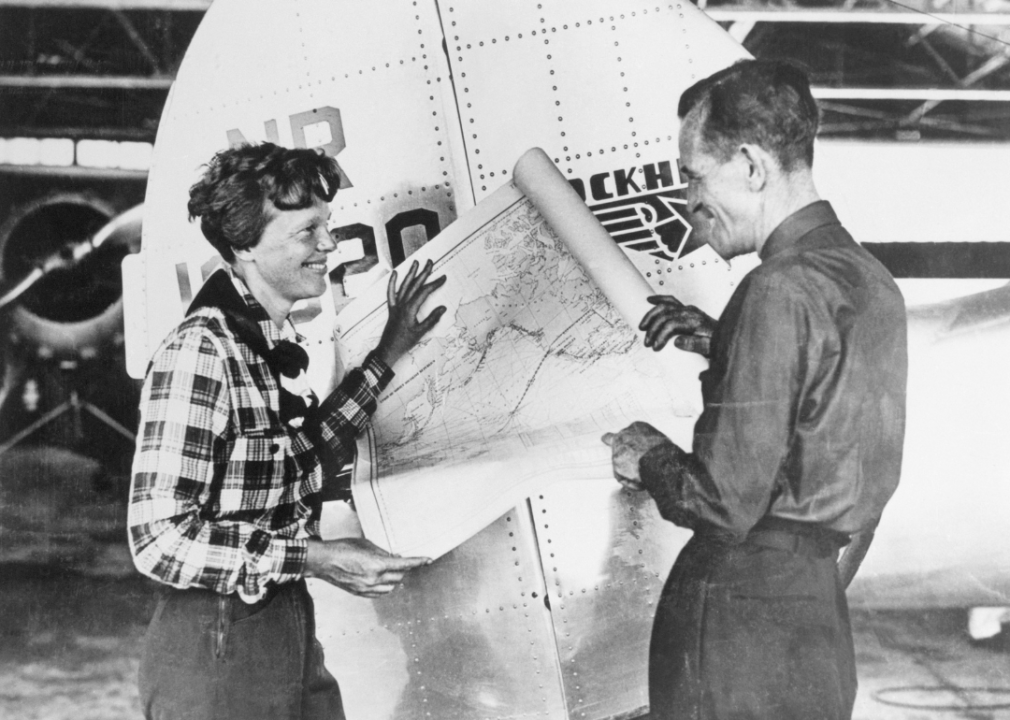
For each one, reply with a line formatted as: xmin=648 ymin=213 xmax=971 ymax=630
xmin=128 ymin=270 xmax=392 ymax=602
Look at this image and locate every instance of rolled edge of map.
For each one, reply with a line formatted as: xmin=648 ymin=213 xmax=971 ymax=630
xmin=513 ymin=147 xmax=654 ymax=329
xmin=513 ymin=147 xmax=704 ymax=415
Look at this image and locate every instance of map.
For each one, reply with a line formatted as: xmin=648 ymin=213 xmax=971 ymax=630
xmin=334 ymin=152 xmax=705 ymax=557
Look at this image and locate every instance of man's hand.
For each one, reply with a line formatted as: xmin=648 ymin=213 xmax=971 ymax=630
xmin=601 ymin=421 xmax=670 ymax=491
xmin=305 ymin=537 xmax=431 ymax=598
xmin=375 ymin=259 xmax=447 ymax=368
xmin=837 ymin=524 xmax=878 ymax=590
xmin=640 ymin=295 xmax=716 ymax=358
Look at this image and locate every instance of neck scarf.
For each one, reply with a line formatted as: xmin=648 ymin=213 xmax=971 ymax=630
xmin=187 ymin=269 xmax=319 ymax=430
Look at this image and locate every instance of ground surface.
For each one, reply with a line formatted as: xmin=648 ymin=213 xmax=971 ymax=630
xmin=853 ymin=609 xmax=1010 ymax=720
xmin=0 ymin=557 xmax=154 ymax=720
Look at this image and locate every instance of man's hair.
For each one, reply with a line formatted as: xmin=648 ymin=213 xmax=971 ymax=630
xmin=188 ymin=142 xmax=341 ymax=262
xmin=678 ymin=60 xmax=819 ymax=171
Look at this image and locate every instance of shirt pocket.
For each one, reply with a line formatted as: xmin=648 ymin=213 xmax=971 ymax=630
xmin=221 ymin=429 xmax=291 ymax=512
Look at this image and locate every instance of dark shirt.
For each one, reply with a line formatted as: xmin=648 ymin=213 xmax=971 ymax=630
xmin=640 ymin=201 xmax=907 ymax=539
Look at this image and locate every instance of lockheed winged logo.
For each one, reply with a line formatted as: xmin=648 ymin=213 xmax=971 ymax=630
xmin=590 ymin=189 xmax=705 ymax=261
xmin=569 ymin=160 xmax=707 ymax=261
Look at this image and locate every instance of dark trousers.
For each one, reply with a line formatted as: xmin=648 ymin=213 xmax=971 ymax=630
xmin=649 ymin=527 xmax=856 ymax=720
xmin=139 ymin=579 xmax=345 ymax=720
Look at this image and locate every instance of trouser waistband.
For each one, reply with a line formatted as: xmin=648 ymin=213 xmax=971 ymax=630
xmin=158 ymin=579 xmax=300 ymax=620
xmin=746 ymin=516 xmax=850 ymax=560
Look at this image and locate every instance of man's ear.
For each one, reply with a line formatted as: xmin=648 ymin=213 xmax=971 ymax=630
xmin=738 ymin=144 xmax=772 ymax=192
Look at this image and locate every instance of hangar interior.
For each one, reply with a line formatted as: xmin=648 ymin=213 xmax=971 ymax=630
xmin=0 ymin=1 xmax=1009 ymax=719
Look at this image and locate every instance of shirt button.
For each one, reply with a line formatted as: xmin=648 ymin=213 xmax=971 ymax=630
xmin=269 ymin=443 xmax=280 ymax=454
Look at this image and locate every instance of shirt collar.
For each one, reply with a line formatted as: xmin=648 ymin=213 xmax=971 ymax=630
xmin=759 ymin=200 xmax=840 ymax=261
xmin=221 ymin=265 xmax=303 ymax=346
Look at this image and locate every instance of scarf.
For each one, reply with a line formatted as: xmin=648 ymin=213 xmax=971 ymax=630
xmin=187 ymin=269 xmax=319 ymax=430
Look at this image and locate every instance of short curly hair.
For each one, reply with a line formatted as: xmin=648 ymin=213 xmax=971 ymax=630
xmin=187 ymin=142 xmax=342 ymax=262
xmin=679 ymin=60 xmax=819 ymax=172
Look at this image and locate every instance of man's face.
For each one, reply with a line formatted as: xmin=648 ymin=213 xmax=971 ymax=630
xmin=678 ymin=113 xmax=759 ymax=260
xmin=243 ymin=196 xmax=335 ymax=307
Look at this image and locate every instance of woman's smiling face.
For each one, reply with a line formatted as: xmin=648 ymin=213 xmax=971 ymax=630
xmin=234 ymin=196 xmax=335 ymax=321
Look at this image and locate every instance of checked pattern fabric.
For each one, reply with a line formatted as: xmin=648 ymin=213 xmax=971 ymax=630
xmin=128 ymin=268 xmax=392 ymax=602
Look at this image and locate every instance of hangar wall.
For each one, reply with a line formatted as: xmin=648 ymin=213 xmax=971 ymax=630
xmin=817 ymin=140 xmax=1010 ymax=244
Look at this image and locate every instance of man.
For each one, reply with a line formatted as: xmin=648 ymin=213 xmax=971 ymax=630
xmin=604 ymin=61 xmax=907 ymax=719
xmin=128 ymin=142 xmax=446 ymax=720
